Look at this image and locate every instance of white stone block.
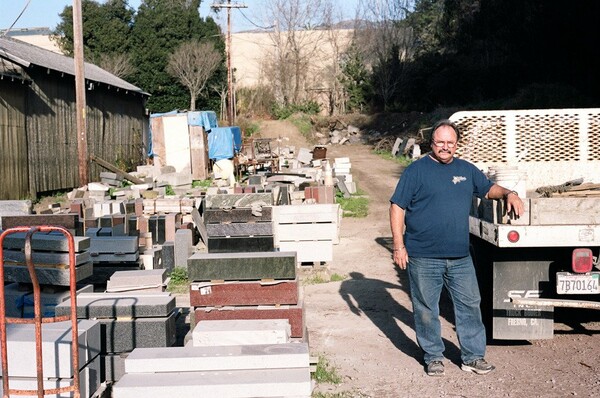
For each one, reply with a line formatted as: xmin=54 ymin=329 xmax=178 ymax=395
xmin=0 ymin=320 xmax=100 ymax=378
xmin=125 ymin=343 xmax=308 ymax=373
xmin=112 ymin=368 xmax=311 ymax=398
xmin=193 ymin=319 xmax=291 ymax=347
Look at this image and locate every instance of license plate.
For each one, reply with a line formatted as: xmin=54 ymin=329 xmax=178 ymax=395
xmin=556 ymin=272 xmax=600 ymax=294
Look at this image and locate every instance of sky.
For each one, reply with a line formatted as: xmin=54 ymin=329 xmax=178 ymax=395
xmin=1 ymin=0 xmax=360 ymax=33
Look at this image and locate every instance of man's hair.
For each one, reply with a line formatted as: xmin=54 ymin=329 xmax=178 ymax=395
xmin=430 ymin=119 xmax=461 ymax=145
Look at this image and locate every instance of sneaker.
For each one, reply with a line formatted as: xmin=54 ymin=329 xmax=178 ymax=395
xmin=461 ymin=358 xmax=495 ymax=375
xmin=426 ymin=360 xmax=445 ymax=376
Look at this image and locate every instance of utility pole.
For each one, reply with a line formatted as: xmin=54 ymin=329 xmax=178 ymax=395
xmin=73 ymin=0 xmax=88 ymax=185
xmin=211 ymin=1 xmax=247 ymax=126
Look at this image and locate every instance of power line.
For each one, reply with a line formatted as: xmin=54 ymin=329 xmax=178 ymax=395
xmin=238 ymin=9 xmax=274 ymax=30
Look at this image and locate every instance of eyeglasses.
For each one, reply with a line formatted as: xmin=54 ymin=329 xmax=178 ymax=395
xmin=432 ymin=140 xmax=457 ymax=148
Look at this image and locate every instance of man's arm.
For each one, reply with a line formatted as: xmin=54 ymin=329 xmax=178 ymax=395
xmin=389 ymin=203 xmax=409 ymax=270
xmin=485 ymin=183 xmax=525 ymax=216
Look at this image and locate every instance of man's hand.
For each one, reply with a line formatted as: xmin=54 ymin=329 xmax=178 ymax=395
xmin=393 ymin=247 xmax=408 ymax=270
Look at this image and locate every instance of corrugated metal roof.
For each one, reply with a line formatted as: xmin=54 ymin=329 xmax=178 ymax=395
xmin=0 ymin=36 xmax=148 ymax=96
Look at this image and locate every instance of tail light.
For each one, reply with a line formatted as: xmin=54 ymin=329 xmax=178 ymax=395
xmin=507 ymin=230 xmax=520 ymax=243
xmin=572 ymin=248 xmax=593 ymax=273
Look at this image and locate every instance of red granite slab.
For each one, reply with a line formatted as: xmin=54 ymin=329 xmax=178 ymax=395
xmin=190 ymin=279 xmax=299 ymax=307
xmin=194 ymin=304 xmax=304 ymax=338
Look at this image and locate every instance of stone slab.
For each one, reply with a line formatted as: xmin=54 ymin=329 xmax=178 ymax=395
xmin=0 ymin=354 xmax=101 ymax=398
xmin=273 ymin=204 xmax=340 ymax=223
xmin=189 ymin=279 xmax=298 ymax=307
xmin=97 ymin=311 xmax=177 ymax=353
xmin=187 ymin=251 xmax=296 ymax=281
xmin=207 ymin=236 xmax=274 ymax=253
xmin=1 ymin=232 xmax=90 ymax=252
xmin=105 ymin=269 xmax=167 ymax=291
xmin=0 ymin=320 xmax=100 ymax=378
xmin=2 ymin=283 xmax=32 ymax=318
xmin=0 ymin=200 xmax=32 ymax=216
xmin=0 ymin=214 xmax=78 ymax=229
xmin=194 ymin=304 xmax=304 ymax=338
xmin=203 ymin=207 xmax=273 ymax=223
xmin=88 ymin=236 xmax=139 ymax=255
xmin=1 ymin=249 xmax=91 ymax=266
xmin=55 ymin=292 xmax=175 ymax=319
xmin=161 ymin=241 xmax=175 ymax=273
xmin=206 ymin=222 xmax=273 ymax=237
xmin=174 ymin=229 xmax=193 ymax=269
xmin=111 ymin=368 xmax=311 ymax=398
xmin=78 ymin=265 xmax=141 ymax=287
xmin=90 ymin=252 xmax=139 ymax=263
xmin=275 ymin=223 xmax=337 ymax=242
xmin=204 ymin=193 xmax=273 ymax=209
xmin=192 ymin=319 xmax=291 ymax=347
xmin=3 ymin=261 xmax=94 ymax=286
xmin=125 ymin=342 xmax=307 ymax=373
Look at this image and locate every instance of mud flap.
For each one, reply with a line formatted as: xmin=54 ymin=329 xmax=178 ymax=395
xmin=493 ymin=260 xmax=554 ymax=340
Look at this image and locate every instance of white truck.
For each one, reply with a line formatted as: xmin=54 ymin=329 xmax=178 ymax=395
xmin=450 ymin=108 xmax=600 ymax=340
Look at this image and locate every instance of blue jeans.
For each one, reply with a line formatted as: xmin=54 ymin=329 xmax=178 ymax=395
xmin=407 ymin=255 xmax=487 ymax=365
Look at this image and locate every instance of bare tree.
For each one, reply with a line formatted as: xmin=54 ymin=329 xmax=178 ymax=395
xmin=262 ymin=0 xmax=331 ymax=106
xmin=167 ymin=40 xmax=222 ymax=110
xmin=98 ymin=53 xmax=135 ymax=78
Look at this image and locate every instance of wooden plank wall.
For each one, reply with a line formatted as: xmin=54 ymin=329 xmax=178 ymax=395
xmin=0 ymin=78 xmax=30 ymax=199
xmin=25 ymin=69 xmax=147 ymax=196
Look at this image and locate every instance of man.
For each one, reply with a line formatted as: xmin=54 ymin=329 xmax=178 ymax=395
xmin=389 ymin=119 xmax=524 ymax=377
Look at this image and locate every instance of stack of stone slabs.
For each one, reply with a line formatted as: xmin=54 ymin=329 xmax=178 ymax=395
xmin=0 ymin=320 xmax=101 ymax=398
xmin=112 ymin=343 xmax=311 ymax=397
xmin=55 ymin=292 xmax=176 ymax=383
xmin=272 ymin=204 xmax=341 ymax=263
xmin=188 ymin=251 xmax=305 ymax=339
xmin=0 ymin=231 xmax=92 ymax=285
xmin=83 ymin=233 xmax=141 ymax=286
xmin=203 ymin=193 xmax=274 ymax=253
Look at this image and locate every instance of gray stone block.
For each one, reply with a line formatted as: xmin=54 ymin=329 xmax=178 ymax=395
xmin=98 ymin=311 xmax=177 ymax=353
xmin=3 ymin=261 xmax=94 ymax=286
xmin=89 ymin=236 xmax=138 ymax=254
xmin=174 ymin=229 xmax=193 ymax=269
xmin=203 ymin=207 xmax=273 ymax=223
xmin=102 ymin=353 xmax=128 ymax=383
xmin=187 ymin=251 xmax=296 ymax=281
xmin=55 ymin=292 xmax=175 ymax=319
xmin=1 ymin=232 xmax=90 ymax=252
xmin=1 ymin=249 xmax=91 ymax=266
xmin=161 ymin=242 xmax=175 ymax=273
xmin=111 ymin=368 xmax=311 ymax=398
xmin=125 ymin=342 xmax=308 ymax=373
xmin=192 ymin=319 xmax=291 ymax=347
xmin=90 ymin=252 xmax=140 ymax=263
xmin=206 ymin=222 xmax=273 ymax=237
xmin=204 ymin=193 xmax=273 ymax=209
xmin=106 ymin=269 xmax=167 ymax=290
xmin=2 ymin=283 xmax=31 ymax=318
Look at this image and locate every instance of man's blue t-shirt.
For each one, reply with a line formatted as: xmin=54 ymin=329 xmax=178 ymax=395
xmin=390 ymin=155 xmax=493 ymax=258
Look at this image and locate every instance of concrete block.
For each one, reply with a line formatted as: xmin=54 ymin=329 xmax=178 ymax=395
xmin=0 ymin=320 xmax=100 ymax=378
xmin=187 ymin=251 xmax=296 ymax=281
xmin=125 ymin=342 xmax=308 ymax=373
xmin=189 ymin=279 xmax=298 ymax=307
xmin=106 ymin=269 xmax=167 ymax=292
xmin=192 ymin=319 xmax=291 ymax=346
xmin=3 ymin=261 xmax=93 ymax=286
xmin=194 ymin=304 xmax=304 ymax=338
xmin=55 ymin=292 xmax=175 ymax=319
xmin=111 ymin=368 xmax=311 ymax=398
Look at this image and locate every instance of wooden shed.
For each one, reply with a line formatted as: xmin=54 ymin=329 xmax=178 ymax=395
xmin=0 ymin=36 xmax=149 ymax=200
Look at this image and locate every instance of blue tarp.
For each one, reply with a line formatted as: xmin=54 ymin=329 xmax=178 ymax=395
xmin=230 ymin=126 xmax=242 ymax=153
xmin=208 ymin=127 xmax=235 ymax=161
